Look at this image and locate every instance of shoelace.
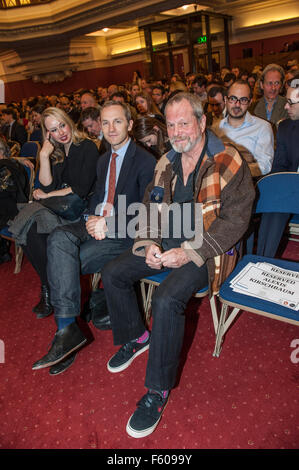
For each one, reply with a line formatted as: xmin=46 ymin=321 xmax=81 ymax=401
xmin=118 ymin=341 xmax=135 ymax=357
xmin=137 ymin=392 xmax=165 ymax=416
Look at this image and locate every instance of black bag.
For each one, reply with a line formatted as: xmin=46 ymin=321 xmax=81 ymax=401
xmin=39 ymin=193 xmax=87 ymax=221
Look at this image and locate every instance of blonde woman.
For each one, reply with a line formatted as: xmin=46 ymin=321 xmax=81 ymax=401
xmin=13 ymin=107 xmax=99 ymax=318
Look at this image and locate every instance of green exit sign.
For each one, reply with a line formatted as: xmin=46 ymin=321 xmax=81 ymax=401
xmin=197 ymin=35 xmax=207 ymax=44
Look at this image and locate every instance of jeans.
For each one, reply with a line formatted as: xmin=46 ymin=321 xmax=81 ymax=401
xmin=101 ymin=248 xmax=208 ymax=391
xmin=47 ymin=222 xmax=132 ymax=318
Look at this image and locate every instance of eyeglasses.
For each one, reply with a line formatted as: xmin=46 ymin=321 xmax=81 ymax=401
xmin=264 ymin=81 xmax=281 ymax=87
xmin=227 ymin=96 xmax=250 ymax=105
xmin=286 ymin=99 xmax=299 ymax=106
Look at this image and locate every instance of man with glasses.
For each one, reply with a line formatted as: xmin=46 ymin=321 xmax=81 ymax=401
xmin=254 ymin=63 xmax=288 ymax=126
xmin=256 ymin=73 xmax=299 ymax=257
xmin=213 ymin=80 xmax=274 ymax=177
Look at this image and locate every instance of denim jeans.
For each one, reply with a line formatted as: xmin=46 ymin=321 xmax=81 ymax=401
xmin=101 ymin=248 xmax=208 ymax=391
xmin=47 ymin=222 xmax=132 ymax=318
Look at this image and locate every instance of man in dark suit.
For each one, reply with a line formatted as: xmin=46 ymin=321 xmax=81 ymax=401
xmin=256 ymin=74 xmax=299 ymax=256
xmin=2 ymin=107 xmax=27 ymax=147
xmin=31 ymin=101 xmax=156 ymax=375
xmin=81 ymin=106 xmax=110 ymax=155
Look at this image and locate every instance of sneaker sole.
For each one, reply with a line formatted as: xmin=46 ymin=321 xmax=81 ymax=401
xmin=32 ymin=339 xmax=87 ymax=370
xmin=107 ymin=343 xmax=149 ymax=374
xmin=126 ymin=400 xmax=168 ymax=439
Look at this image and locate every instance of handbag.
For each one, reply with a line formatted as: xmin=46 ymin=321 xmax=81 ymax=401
xmin=39 ymin=192 xmax=87 ymax=221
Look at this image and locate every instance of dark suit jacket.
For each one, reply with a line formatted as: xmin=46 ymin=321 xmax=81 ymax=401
xmin=4 ymin=121 xmax=27 ymax=147
xmin=88 ymin=139 xmax=156 ymax=239
xmin=271 ymin=118 xmax=299 ymax=172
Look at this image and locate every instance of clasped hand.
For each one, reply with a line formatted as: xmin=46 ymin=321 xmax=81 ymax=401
xmin=86 ymin=215 xmax=108 ymax=240
xmin=145 ymin=244 xmax=190 ymax=270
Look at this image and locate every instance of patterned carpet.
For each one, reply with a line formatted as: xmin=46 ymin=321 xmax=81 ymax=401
xmin=0 ymin=239 xmax=298 ymax=450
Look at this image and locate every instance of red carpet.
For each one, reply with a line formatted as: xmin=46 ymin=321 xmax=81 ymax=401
xmin=0 ymin=239 xmax=298 ymax=450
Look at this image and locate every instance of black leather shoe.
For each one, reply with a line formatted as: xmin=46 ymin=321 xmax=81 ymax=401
xmin=92 ymin=313 xmax=111 ymax=330
xmin=49 ymin=352 xmax=77 ymax=375
xmin=33 ymin=285 xmax=53 ymax=319
xmin=32 ymin=322 xmax=87 ymax=370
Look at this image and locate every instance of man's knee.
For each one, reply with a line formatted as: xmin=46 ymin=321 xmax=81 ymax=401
xmin=151 ymin=287 xmax=185 ymax=317
xmin=101 ymin=257 xmax=121 ymax=286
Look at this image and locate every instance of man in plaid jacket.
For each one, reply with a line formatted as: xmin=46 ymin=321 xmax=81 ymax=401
xmin=102 ymin=92 xmax=255 ymax=439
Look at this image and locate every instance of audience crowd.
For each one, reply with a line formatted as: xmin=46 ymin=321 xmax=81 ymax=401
xmin=0 ymin=57 xmax=298 ymax=439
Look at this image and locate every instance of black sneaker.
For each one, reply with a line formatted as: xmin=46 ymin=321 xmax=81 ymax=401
xmin=126 ymin=390 xmax=168 ymax=438
xmin=107 ymin=335 xmax=150 ymax=373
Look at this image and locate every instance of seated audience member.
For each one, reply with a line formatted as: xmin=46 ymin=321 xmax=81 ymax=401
xmin=192 ymin=75 xmax=208 ymax=102
xmin=256 ymin=74 xmax=299 ymax=257
xmin=100 ymin=92 xmax=255 ymax=439
xmin=30 ymin=103 xmax=46 ymax=145
xmin=247 ymin=73 xmax=257 ymax=91
xmin=81 ymin=107 xmax=110 ymax=155
xmin=110 ymin=91 xmax=137 ymax=121
xmin=240 ymin=70 xmax=249 ymax=82
xmin=205 ymin=86 xmax=227 ymax=127
xmin=107 ymin=84 xmax=119 ymax=99
xmin=0 ymin=137 xmax=30 ymax=264
xmin=2 ymin=108 xmax=27 ymax=147
xmin=60 ymin=95 xmax=81 ymax=124
xmin=9 ymin=107 xmax=99 ymax=319
xmin=220 ymin=66 xmax=231 ymax=81
xmin=132 ymin=116 xmax=171 ymax=159
xmin=213 ymin=80 xmax=274 ymax=177
xmin=168 ymin=80 xmax=187 ymax=95
xmin=130 ymin=83 xmax=141 ymax=101
xmin=135 ymin=92 xmax=164 ymax=122
xmin=254 ymin=63 xmax=288 ymax=126
xmin=223 ymin=73 xmax=236 ymax=89
xmin=80 ymin=92 xmax=98 ymax=110
xmin=30 ymin=101 xmax=156 ymax=375
xmin=151 ymin=85 xmax=167 ymax=115
xmin=231 ymin=66 xmax=240 ymax=79
xmin=185 ymin=72 xmax=196 ymax=91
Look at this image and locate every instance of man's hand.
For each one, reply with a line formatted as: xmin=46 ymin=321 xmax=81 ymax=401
xmin=86 ymin=215 xmax=107 ymax=240
xmin=160 ymin=248 xmax=190 ymax=268
xmin=145 ymin=244 xmax=163 ymax=270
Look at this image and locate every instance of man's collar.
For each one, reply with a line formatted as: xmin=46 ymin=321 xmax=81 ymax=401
xmin=166 ymin=130 xmax=225 ymax=163
xmin=220 ymin=111 xmax=252 ymax=129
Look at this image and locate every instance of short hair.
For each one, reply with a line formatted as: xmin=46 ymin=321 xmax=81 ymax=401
xmin=0 ymin=137 xmax=11 ymax=158
xmin=165 ymin=92 xmax=204 ymax=123
xmin=223 ymin=73 xmax=236 ymax=83
xmin=261 ymin=63 xmax=285 ymax=83
xmin=81 ymin=106 xmax=101 ymax=122
xmin=227 ymin=79 xmax=253 ymax=99
xmin=32 ymin=103 xmax=47 ymax=115
xmin=193 ymin=74 xmax=208 ymax=87
xmin=2 ymin=107 xmax=16 ymax=119
xmin=208 ymin=86 xmax=227 ymax=99
xmin=101 ymin=100 xmax=132 ymax=122
xmin=152 ymin=84 xmax=165 ymax=94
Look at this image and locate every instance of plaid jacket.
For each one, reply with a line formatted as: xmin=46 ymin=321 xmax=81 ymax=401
xmin=133 ymin=130 xmax=255 ymax=294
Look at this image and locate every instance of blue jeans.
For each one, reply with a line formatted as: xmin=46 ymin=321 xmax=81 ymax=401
xmin=101 ymin=248 xmax=208 ymax=391
xmin=47 ymin=222 xmax=132 ymax=318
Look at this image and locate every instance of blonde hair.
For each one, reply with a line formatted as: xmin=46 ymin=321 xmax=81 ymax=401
xmin=41 ymin=107 xmax=87 ymax=164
